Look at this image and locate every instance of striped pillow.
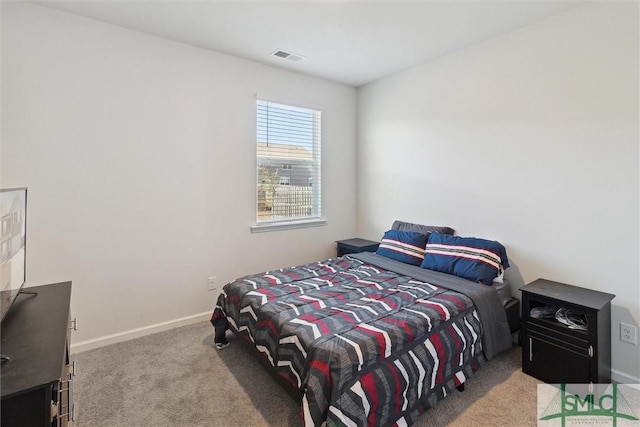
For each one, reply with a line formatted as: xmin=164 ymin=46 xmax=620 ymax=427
xmin=420 ymin=233 xmax=509 ymax=284
xmin=376 ymin=230 xmax=428 ymax=265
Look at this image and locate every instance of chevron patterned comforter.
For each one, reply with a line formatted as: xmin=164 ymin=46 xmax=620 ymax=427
xmin=210 ymin=252 xmax=511 ymax=427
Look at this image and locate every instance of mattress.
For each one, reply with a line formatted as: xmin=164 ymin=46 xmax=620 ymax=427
xmin=492 ymin=279 xmax=513 ymax=307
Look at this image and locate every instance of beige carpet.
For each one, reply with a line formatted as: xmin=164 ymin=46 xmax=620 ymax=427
xmin=72 ymin=321 xmax=540 ymax=426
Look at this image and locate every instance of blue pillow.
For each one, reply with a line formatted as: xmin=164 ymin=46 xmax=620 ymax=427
xmin=420 ymin=234 xmax=509 ymax=284
xmin=376 ymin=230 xmax=428 ymax=266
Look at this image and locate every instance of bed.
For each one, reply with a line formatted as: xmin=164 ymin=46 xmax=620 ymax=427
xmin=210 ymin=221 xmax=515 ymax=426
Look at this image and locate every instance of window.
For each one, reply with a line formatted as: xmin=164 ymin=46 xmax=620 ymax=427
xmin=256 ymin=100 xmax=321 ymax=226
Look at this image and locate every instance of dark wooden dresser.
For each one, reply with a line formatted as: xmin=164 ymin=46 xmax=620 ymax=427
xmin=1 ymin=282 xmax=75 ymax=426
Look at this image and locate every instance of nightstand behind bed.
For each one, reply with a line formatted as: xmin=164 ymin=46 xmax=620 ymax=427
xmin=336 ymin=238 xmax=379 ymax=257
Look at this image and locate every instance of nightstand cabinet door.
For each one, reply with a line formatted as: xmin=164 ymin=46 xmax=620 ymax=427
xmin=521 ymin=279 xmax=614 ymax=385
xmin=524 ymin=318 xmax=592 ymax=384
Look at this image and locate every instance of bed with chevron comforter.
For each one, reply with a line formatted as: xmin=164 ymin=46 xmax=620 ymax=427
xmin=210 ymin=251 xmax=512 ymax=427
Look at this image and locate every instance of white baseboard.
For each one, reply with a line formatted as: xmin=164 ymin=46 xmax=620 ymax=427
xmin=612 ymin=368 xmax=640 ymax=385
xmin=70 ymin=311 xmax=211 ymax=354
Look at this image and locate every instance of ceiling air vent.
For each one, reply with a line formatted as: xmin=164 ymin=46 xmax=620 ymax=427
xmin=271 ymin=49 xmax=305 ymax=63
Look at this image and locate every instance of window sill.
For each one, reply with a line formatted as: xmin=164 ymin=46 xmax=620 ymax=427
xmin=250 ymin=218 xmax=327 ymax=233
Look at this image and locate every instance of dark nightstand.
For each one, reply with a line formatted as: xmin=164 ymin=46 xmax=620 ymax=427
xmin=521 ymin=278 xmax=615 ymax=384
xmin=336 ymin=238 xmax=379 ymax=257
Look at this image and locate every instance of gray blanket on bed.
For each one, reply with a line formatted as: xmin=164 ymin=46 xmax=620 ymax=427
xmin=351 ymin=251 xmax=513 ymax=359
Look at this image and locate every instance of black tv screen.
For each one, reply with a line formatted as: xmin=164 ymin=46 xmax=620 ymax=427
xmin=0 ymin=188 xmax=27 ymax=321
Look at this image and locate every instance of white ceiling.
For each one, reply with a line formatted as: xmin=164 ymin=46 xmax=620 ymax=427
xmin=32 ymin=0 xmax=581 ymax=87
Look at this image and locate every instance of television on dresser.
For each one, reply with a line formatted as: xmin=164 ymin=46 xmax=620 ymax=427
xmin=0 ymin=188 xmax=27 ymax=321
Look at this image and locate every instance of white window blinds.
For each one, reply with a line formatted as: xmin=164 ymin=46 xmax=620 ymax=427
xmin=256 ymin=100 xmax=321 ymax=224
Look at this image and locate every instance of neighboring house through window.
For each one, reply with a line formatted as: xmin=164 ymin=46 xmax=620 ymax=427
xmin=256 ymin=100 xmax=321 ymax=225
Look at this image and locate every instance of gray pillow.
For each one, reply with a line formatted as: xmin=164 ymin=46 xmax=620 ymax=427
xmin=391 ymin=220 xmax=455 ymax=236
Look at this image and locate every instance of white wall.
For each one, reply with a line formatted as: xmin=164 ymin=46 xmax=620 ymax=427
xmin=0 ymin=0 xmax=3 ymax=186
xmin=357 ymin=3 xmax=640 ymax=382
xmin=1 ymin=3 xmax=357 ymax=349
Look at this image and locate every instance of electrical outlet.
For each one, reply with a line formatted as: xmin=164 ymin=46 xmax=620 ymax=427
xmin=620 ymin=322 xmax=637 ymax=345
xmin=207 ymin=276 xmax=218 ymax=292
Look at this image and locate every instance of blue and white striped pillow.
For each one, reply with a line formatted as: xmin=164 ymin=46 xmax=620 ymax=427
xmin=420 ymin=233 xmax=509 ymax=284
xmin=376 ymin=230 xmax=428 ymax=266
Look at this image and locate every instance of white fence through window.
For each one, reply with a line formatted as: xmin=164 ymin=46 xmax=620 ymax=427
xmin=271 ymin=185 xmax=312 ymax=219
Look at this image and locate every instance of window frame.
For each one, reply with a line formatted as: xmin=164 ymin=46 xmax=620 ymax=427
xmin=252 ymin=99 xmax=326 ymax=233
